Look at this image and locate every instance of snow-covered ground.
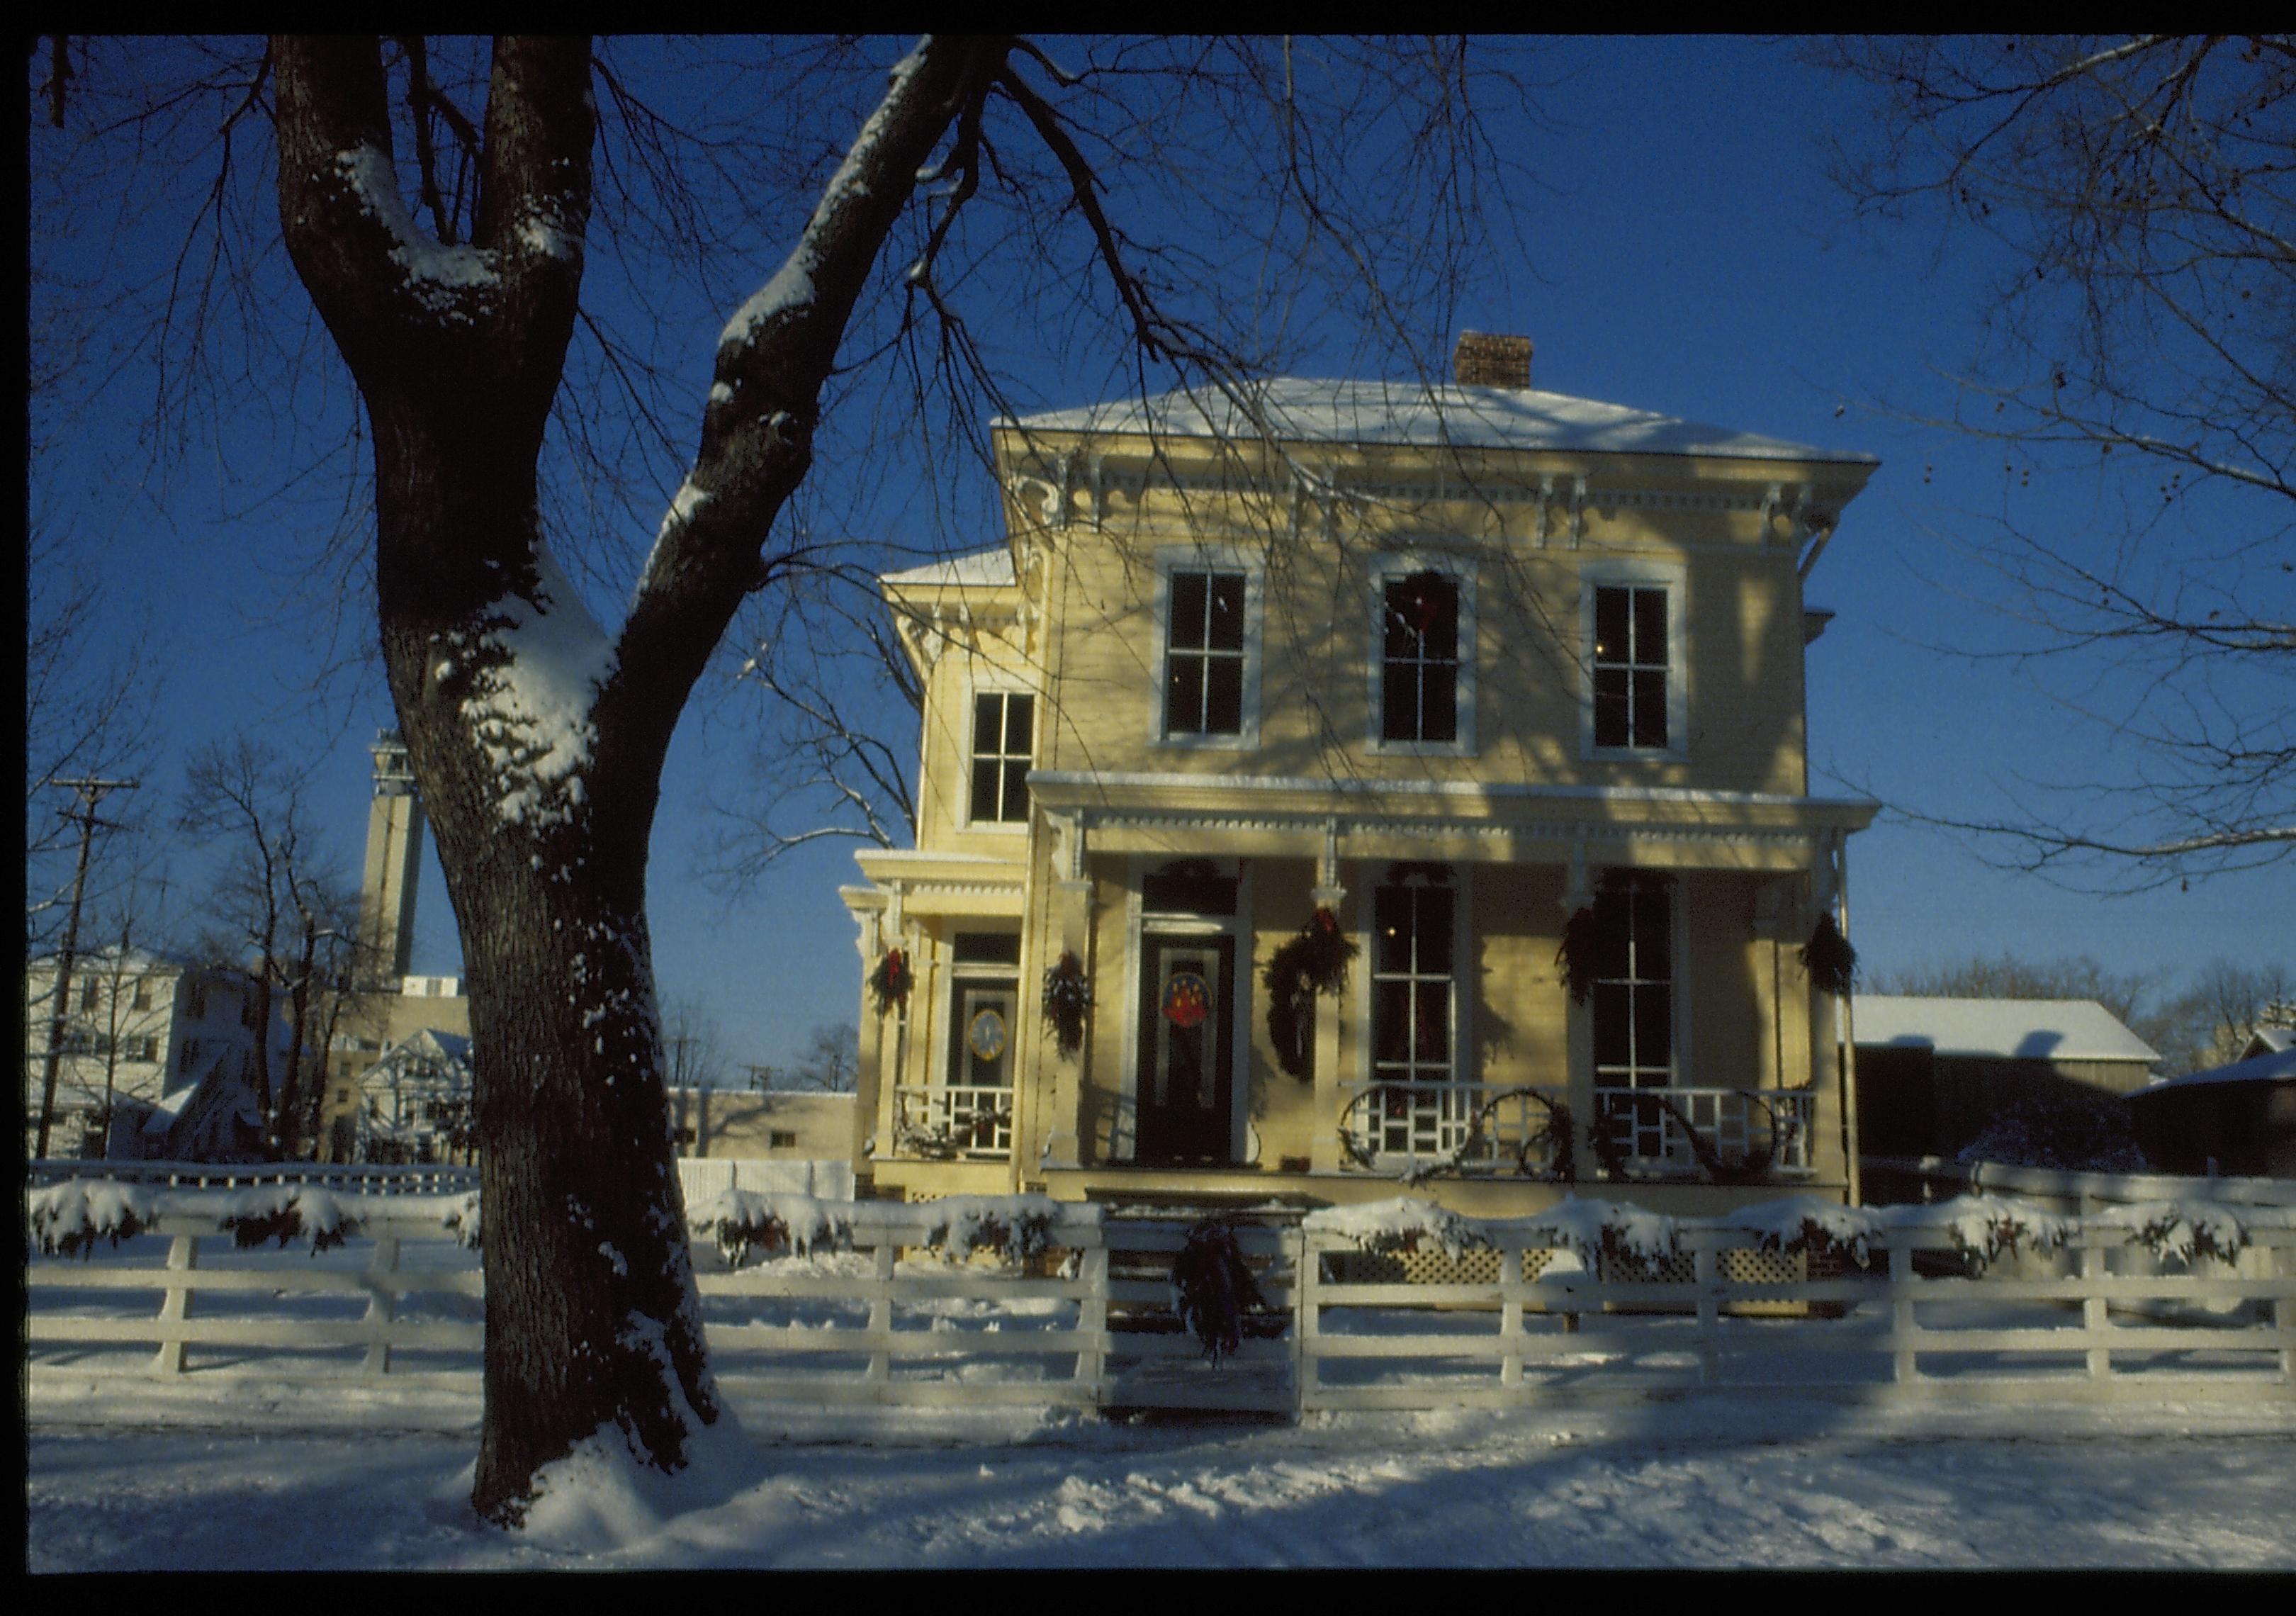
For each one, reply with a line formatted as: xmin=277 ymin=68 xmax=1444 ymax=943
xmin=27 ymin=1386 xmax=2296 ymax=1569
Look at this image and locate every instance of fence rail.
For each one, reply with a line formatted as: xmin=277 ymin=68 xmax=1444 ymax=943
xmin=27 ymin=1158 xmax=480 ymax=1194
xmin=26 ymin=1189 xmax=2293 ymax=1417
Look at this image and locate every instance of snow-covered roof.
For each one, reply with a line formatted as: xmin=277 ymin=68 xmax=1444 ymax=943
xmin=881 ymin=547 xmax=1015 ymax=589
xmin=2139 ymin=1044 xmax=2296 ymax=1094
xmin=1003 ymin=378 xmax=1877 ymax=465
xmin=1852 ymin=997 xmax=2160 ymax=1065
xmin=2247 ymin=1026 xmax=2295 ymax=1057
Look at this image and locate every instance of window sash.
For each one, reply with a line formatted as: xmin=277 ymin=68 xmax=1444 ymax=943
xmin=1164 ymin=570 xmax=1247 ymax=736
xmin=968 ymin=692 xmax=1034 ymax=823
xmin=1380 ymin=577 xmax=1461 ymax=744
xmin=1593 ymin=585 xmax=1670 ymax=750
xmin=1371 ymin=884 xmax=1456 ymax=1083
xmin=1591 ymin=876 xmax=1673 ymax=1090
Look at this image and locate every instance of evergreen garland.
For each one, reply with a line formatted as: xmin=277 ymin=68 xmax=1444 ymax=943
xmin=1263 ymin=907 xmax=1358 ymax=1079
xmin=867 ymin=948 xmax=912 ymax=1016
xmin=1169 ymin=1218 xmax=1264 ymax=1365
xmin=1800 ymin=913 xmax=1857 ymax=997
xmin=1042 ymin=950 xmax=1092 ymax=1058
xmin=1555 ymin=905 xmax=1599 ymax=1005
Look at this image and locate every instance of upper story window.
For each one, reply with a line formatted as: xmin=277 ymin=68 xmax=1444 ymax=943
xmin=1381 ymin=571 xmax=1460 ymax=744
xmin=969 ymin=691 xmax=1034 ymax=825
xmin=1593 ymin=585 xmax=1669 ymax=750
xmin=131 ymin=977 xmax=153 ymax=1011
xmin=1164 ymin=570 xmax=1247 ymax=737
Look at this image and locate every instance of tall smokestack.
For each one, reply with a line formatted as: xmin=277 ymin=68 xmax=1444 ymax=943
xmin=356 ymin=729 xmax=424 ymax=990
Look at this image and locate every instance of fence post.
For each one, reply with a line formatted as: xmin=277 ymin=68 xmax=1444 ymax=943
xmin=1296 ymin=1232 xmax=1322 ymax=1413
xmin=1078 ymin=1240 xmax=1108 ymax=1405
xmin=1499 ymin=1243 xmax=1524 ymax=1391
xmin=151 ymin=1230 xmax=198 ymax=1376
xmin=1889 ymin=1238 xmax=1917 ymax=1386
xmin=2078 ymin=1230 xmax=2112 ymax=1382
xmin=1692 ymin=1240 xmax=1719 ymax=1386
xmin=364 ymin=1232 xmax=401 ymax=1376
xmin=865 ymin=1238 xmax=896 ymax=1401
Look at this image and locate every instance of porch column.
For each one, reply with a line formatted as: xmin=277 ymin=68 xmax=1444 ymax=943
xmin=1309 ymin=824 xmax=1349 ymax=1174
xmin=1042 ymin=812 xmax=1094 ymax=1170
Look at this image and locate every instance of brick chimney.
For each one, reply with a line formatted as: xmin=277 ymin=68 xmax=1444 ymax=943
xmin=1451 ymin=331 xmax=1533 ymax=388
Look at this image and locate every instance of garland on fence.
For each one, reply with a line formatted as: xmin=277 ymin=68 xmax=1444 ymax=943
xmin=1041 ymin=950 xmax=1092 ymax=1058
xmin=867 ymin=948 xmax=913 ymax=1017
xmin=1555 ymin=906 xmax=1599 ymax=1005
xmin=1799 ymin=913 xmax=1857 ymax=997
xmin=1169 ymin=1218 xmax=1264 ymax=1365
xmin=1263 ymin=907 xmax=1358 ymax=1079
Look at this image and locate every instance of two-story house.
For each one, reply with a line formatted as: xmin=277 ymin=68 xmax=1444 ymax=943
xmin=840 ymin=335 xmax=1879 ymax=1216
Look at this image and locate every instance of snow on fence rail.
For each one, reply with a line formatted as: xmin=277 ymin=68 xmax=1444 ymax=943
xmin=23 ymin=1181 xmax=2295 ymax=1415
xmin=27 ymin=1158 xmax=481 ymax=1194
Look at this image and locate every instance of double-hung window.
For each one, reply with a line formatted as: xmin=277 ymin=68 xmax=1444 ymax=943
xmin=1593 ymin=585 xmax=1670 ymax=750
xmin=969 ymin=691 xmax=1033 ymax=825
xmin=1379 ymin=569 xmax=1462 ymax=746
xmin=1590 ymin=872 xmax=1678 ymax=1161
xmin=1371 ymin=877 xmax=1456 ymax=1087
xmin=1164 ymin=570 xmax=1247 ymax=737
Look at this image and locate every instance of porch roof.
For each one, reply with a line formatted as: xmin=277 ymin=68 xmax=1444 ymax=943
xmin=1028 ymin=768 xmax=1874 ymax=870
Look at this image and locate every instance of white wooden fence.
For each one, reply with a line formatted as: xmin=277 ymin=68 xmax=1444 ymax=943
xmin=26 ymin=1193 xmax=2294 ymax=1415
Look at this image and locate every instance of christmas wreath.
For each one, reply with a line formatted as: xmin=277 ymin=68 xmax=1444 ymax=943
xmin=1799 ymin=912 xmax=1857 ymax=997
xmin=1262 ymin=907 xmax=1357 ymax=1079
xmin=1042 ymin=950 xmax=1092 ymax=1058
xmin=867 ymin=948 xmax=912 ymax=1016
xmin=1169 ymin=1218 xmax=1264 ymax=1365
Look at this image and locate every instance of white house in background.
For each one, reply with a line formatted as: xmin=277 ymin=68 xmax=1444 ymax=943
xmin=340 ymin=1027 xmax=475 ymax=1164
xmin=23 ymin=946 xmax=290 ymax=1160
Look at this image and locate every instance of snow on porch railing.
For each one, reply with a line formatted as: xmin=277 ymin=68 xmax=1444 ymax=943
xmin=27 ymin=1158 xmax=480 ymax=1194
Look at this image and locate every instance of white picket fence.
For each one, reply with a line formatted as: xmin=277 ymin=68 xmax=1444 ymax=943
xmin=26 ymin=1190 xmax=2295 ymax=1415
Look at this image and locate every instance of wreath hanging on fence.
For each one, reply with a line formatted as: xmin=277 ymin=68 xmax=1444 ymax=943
xmin=1169 ymin=1218 xmax=1264 ymax=1365
xmin=1042 ymin=950 xmax=1093 ymax=1058
xmin=1263 ymin=907 xmax=1358 ymax=1080
xmin=867 ymin=948 xmax=912 ymax=1017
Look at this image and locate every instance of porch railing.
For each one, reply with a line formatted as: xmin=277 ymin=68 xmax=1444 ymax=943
xmin=1339 ymin=1082 xmax=1573 ymax=1175
xmin=1594 ymin=1086 xmax=1814 ymax=1175
xmin=892 ymin=1085 xmax=1014 ymax=1160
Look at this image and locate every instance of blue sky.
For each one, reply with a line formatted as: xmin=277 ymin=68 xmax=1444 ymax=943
xmin=30 ymin=36 xmax=2290 ymax=1074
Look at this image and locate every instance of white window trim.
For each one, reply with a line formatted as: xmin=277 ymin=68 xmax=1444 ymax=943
xmin=1578 ymin=559 xmax=1689 ymax=763
xmin=957 ymin=676 xmax=1040 ymax=834
xmin=1365 ymin=554 xmax=1478 ymax=757
xmin=1150 ymin=546 xmax=1266 ymax=752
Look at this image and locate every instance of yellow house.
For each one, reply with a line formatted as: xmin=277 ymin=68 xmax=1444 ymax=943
xmin=842 ymin=335 xmax=1879 ymax=1218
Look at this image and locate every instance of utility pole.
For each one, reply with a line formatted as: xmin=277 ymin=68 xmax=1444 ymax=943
xmin=35 ymin=777 xmax=138 ymax=1159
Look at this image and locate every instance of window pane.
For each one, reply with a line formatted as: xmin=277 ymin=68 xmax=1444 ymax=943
xmin=1636 ymin=887 xmax=1672 ymax=981
xmin=1591 ymin=890 xmax=1632 ymax=980
xmin=1415 ymin=888 xmax=1454 ymax=975
xmin=971 ymin=758 xmax=1001 ymax=822
xmin=1594 ymin=668 xmax=1628 ymax=748
xmin=1634 ymin=589 xmax=1668 ymax=666
xmin=1383 ymin=591 xmax=1417 ymax=660
xmin=1003 ymin=761 xmax=1030 ymax=821
xmin=1594 ymin=588 xmax=1629 ymax=663
xmin=1634 ymin=991 xmax=1672 ymax=1069
xmin=1383 ymin=665 xmax=1422 ymax=741
xmin=1374 ymin=888 xmax=1413 ymax=974
xmin=974 ymin=691 xmax=1001 ymax=748
xmin=1424 ymin=579 xmax=1458 ymax=661
xmin=1204 ymin=658 xmax=1243 ymax=734
xmin=1632 ymin=671 xmax=1667 ymax=748
xmin=1373 ymin=980 xmax=1412 ymax=1062
xmin=1414 ymin=982 xmax=1450 ymax=1062
xmin=1004 ymin=695 xmax=1032 ymax=753
xmin=1592 ymin=983 xmax=1632 ymax=1069
xmin=1166 ymin=656 xmax=1205 ymax=734
xmin=1422 ymin=666 xmax=1457 ymax=744
xmin=1169 ymin=572 xmax=1208 ymax=650
xmin=1205 ymin=573 xmax=1245 ymax=651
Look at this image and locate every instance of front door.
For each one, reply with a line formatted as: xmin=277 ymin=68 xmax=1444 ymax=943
xmin=1137 ymin=935 xmax=1237 ymax=1166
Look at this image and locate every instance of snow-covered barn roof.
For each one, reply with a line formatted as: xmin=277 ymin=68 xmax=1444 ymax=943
xmin=1852 ymin=997 xmax=2160 ymax=1065
xmin=2139 ymin=1044 xmax=2296 ymax=1094
xmin=1003 ymin=378 xmax=1878 ymax=464
xmin=881 ymin=547 xmax=1016 ymax=588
